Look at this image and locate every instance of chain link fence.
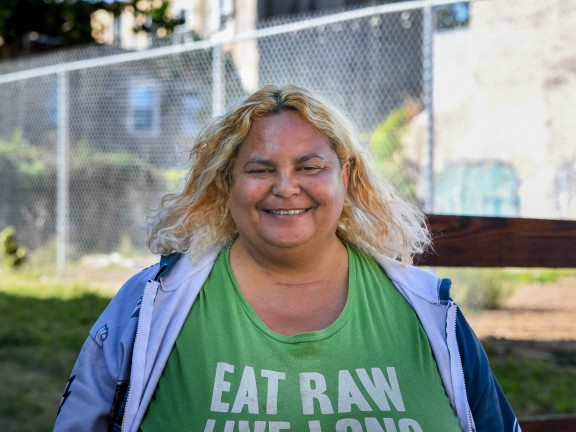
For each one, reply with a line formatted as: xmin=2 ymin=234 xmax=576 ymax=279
xmin=1 ymin=0 xmax=575 ymax=272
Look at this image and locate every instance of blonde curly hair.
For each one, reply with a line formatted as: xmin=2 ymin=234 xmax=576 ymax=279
xmin=147 ymin=84 xmax=431 ymax=264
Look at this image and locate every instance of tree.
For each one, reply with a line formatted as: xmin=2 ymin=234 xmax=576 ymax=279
xmin=0 ymin=0 xmax=185 ymax=60
xmin=368 ymin=101 xmax=421 ymax=206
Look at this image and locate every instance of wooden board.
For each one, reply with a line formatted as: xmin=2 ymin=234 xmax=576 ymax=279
xmin=415 ymin=214 xmax=576 ymax=268
xmin=520 ymin=415 xmax=576 ymax=432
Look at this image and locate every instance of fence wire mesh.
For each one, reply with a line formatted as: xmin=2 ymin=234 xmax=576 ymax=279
xmin=0 ymin=0 xmax=575 ymax=271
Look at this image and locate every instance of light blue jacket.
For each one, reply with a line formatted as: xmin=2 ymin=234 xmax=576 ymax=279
xmin=54 ymin=247 xmax=521 ymax=432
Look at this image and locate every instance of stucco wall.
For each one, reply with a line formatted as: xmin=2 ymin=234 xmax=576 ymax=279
xmin=407 ymin=0 xmax=576 ymax=219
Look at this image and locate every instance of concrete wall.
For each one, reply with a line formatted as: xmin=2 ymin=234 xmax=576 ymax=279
xmin=406 ymin=0 xmax=576 ymax=219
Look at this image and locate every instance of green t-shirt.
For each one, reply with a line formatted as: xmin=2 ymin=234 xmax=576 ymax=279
xmin=141 ymin=245 xmax=461 ymax=431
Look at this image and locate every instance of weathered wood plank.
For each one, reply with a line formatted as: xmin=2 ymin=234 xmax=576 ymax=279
xmin=416 ymin=214 xmax=576 ymax=268
xmin=520 ymin=415 xmax=576 ymax=432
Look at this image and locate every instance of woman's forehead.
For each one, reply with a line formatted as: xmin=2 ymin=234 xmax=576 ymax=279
xmin=237 ymin=113 xmax=336 ymax=160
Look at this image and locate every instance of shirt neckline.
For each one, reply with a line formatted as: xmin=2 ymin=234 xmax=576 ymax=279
xmin=222 ymin=243 xmax=357 ymax=344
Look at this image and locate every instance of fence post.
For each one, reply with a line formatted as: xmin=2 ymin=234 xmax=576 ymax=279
xmin=212 ymin=44 xmax=224 ymax=117
xmin=211 ymin=0 xmax=225 ymax=117
xmin=422 ymin=0 xmax=435 ymax=213
xmin=56 ymin=70 xmax=69 ymax=274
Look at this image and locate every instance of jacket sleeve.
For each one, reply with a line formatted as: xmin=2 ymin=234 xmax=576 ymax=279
xmin=455 ymin=308 xmax=522 ymax=432
xmin=53 ymin=265 xmax=157 ymax=432
xmin=53 ymin=333 xmax=118 ymax=431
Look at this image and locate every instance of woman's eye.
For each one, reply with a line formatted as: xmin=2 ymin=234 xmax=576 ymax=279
xmin=300 ymin=165 xmax=322 ymax=173
xmin=248 ymin=168 xmax=273 ymax=174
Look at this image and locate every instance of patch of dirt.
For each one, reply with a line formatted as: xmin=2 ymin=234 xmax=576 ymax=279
xmin=465 ymin=277 xmax=576 ymax=360
xmin=60 ymin=255 xmax=156 ymax=293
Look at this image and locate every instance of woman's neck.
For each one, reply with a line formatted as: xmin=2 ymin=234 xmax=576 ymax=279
xmin=229 ymin=237 xmax=350 ymax=336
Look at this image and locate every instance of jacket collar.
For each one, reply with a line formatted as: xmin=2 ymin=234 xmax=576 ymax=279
xmin=154 ymin=245 xmax=450 ymax=305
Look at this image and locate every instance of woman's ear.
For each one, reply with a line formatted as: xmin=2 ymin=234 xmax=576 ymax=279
xmin=341 ymin=160 xmax=351 ymax=191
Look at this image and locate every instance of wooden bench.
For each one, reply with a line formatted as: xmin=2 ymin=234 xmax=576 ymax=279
xmin=416 ymin=214 xmax=576 ymax=431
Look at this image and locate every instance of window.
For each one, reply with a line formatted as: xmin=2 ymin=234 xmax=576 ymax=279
xmin=128 ymin=81 xmax=160 ymax=136
xmin=435 ymin=2 xmax=470 ymax=31
xmin=46 ymin=87 xmax=58 ymax=126
xmin=180 ymin=93 xmax=204 ymax=136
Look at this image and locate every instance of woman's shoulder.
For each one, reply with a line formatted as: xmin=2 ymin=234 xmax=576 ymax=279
xmin=86 ymin=262 xmax=161 ymax=335
xmin=345 ymin=243 xmax=447 ymax=304
xmin=118 ymin=261 xmax=163 ymax=299
xmin=374 ymin=254 xmax=449 ymax=305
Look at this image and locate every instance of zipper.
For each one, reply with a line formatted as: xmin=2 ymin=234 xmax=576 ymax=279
xmin=448 ymin=301 xmax=474 ymax=432
xmin=121 ymin=279 xmax=161 ymax=432
xmin=120 ymin=292 xmax=144 ymax=432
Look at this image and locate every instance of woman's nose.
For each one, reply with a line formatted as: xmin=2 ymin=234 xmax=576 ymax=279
xmin=272 ymin=170 xmax=300 ymax=197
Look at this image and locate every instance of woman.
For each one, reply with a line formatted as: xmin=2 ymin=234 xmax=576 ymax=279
xmin=55 ymin=84 xmax=520 ymax=431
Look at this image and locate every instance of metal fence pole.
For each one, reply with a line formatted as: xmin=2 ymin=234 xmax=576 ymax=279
xmin=212 ymin=44 xmax=224 ymax=117
xmin=422 ymin=1 xmax=435 ymax=213
xmin=56 ymin=70 xmax=69 ymax=274
xmin=211 ymin=0 xmax=225 ymax=117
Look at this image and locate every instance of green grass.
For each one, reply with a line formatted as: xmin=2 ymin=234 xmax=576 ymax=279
xmin=0 ymin=270 xmax=112 ymax=432
xmin=0 ymin=267 xmax=574 ymax=430
xmin=483 ymin=340 xmax=576 ymax=417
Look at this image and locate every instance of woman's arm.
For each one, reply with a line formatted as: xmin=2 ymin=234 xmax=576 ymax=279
xmin=456 ymin=308 xmax=522 ymax=432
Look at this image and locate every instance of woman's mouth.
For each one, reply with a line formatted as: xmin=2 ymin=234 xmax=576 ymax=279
xmin=266 ymin=209 xmax=308 ymax=215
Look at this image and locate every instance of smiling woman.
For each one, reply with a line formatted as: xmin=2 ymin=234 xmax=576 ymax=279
xmin=147 ymin=85 xmax=429 ymax=264
xmin=54 ymin=85 xmax=521 ymax=432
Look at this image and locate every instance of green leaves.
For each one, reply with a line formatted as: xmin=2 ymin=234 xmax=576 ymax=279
xmin=0 ymin=0 xmax=185 ymax=59
xmin=0 ymin=226 xmax=27 ymax=269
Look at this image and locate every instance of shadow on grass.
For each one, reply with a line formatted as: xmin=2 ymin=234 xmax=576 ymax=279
xmin=482 ymin=337 xmax=576 ymax=417
xmin=0 ymin=292 xmax=111 ymax=432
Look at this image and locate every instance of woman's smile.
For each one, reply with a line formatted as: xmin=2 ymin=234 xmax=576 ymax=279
xmin=265 ymin=208 xmax=310 ymax=215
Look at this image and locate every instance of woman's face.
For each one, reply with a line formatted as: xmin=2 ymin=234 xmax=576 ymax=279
xmin=228 ymin=110 xmax=349 ymax=254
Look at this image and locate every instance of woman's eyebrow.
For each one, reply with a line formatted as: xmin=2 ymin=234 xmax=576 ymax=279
xmin=296 ymin=153 xmax=327 ymax=163
xmin=243 ymin=153 xmax=326 ymax=166
xmin=242 ymin=158 xmax=274 ymax=167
